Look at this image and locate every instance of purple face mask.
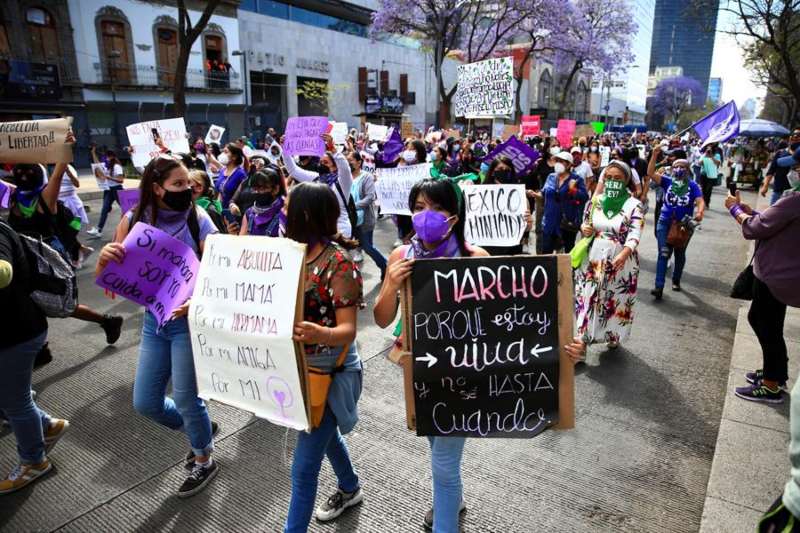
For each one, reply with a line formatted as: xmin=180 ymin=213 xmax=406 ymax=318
xmin=412 ymin=209 xmax=453 ymax=244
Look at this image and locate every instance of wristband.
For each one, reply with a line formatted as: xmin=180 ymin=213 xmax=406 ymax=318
xmin=729 ymin=205 xmax=744 ymax=219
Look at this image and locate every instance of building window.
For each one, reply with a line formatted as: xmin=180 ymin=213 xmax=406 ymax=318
xmin=538 ymin=69 xmax=552 ymax=109
xmin=96 ymin=7 xmax=136 ymax=85
xmin=203 ymin=29 xmax=230 ymax=89
xmin=26 ymin=7 xmax=60 ymax=63
xmin=154 ymin=18 xmax=179 ymax=87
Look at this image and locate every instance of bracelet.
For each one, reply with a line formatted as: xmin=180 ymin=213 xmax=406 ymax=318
xmin=729 ymin=205 xmax=744 ymax=219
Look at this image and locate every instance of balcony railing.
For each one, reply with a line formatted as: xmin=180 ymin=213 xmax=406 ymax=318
xmin=87 ymin=62 xmax=242 ymax=92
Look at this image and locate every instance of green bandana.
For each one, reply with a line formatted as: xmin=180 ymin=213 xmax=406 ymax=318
xmin=18 ymin=197 xmax=37 ymax=218
xmin=601 ymin=179 xmax=630 ymax=218
xmin=196 ymin=196 xmax=222 ymax=213
xmin=669 ymin=179 xmax=689 ymax=197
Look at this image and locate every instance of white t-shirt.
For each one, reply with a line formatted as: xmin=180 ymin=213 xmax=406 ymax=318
xmin=573 ymin=161 xmax=594 ymax=181
xmin=58 ymin=166 xmax=78 ymax=197
xmin=109 ymin=164 xmax=124 ymax=187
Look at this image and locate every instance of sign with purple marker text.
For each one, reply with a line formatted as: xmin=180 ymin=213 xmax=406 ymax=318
xmin=189 ymin=235 xmax=310 ymax=431
xmin=95 ymin=222 xmax=199 ymax=327
xmin=282 ymin=116 xmax=328 ymax=157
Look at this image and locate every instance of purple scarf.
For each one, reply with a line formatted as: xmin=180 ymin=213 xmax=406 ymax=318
xmin=249 ymin=196 xmax=285 ymax=237
xmin=409 ymin=234 xmax=461 ymax=259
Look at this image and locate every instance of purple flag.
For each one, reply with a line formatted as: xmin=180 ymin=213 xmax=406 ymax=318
xmin=117 ymin=188 xmax=140 ymax=215
xmin=382 ymin=127 xmax=404 ymax=163
xmin=282 ymin=116 xmax=329 ymax=157
xmin=96 ymin=222 xmax=199 ymax=327
xmin=692 ymin=101 xmax=740 ymax=147
xmin=481 ymin=136 xmax=540 ymax=176
xmin=0 ymin=181 xmax=10 ymax=209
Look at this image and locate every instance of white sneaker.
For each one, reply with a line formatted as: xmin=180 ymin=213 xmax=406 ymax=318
xmin=86 ymin=227 xmax=101 ymax=237
xmin=315 ymin=487 xmax=363 ymax=521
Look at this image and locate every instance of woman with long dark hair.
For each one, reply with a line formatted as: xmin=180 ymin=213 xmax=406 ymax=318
xmin=239 ymin=167 xmax=287 ymax=237
xmin=96 ymin=155 xmax=220 ymax=498
xmin=283 ymin=182 xmax=364 ymax=532
xmin=208 ymin=142 xmax=247 ymax=210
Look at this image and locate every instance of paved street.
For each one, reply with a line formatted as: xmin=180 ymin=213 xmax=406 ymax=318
xmin=1 ymin=187 xmax=751 ymax=533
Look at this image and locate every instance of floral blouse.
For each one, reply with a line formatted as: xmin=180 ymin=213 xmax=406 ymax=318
xmin=304 ymin=242 xmax=364 ymax=354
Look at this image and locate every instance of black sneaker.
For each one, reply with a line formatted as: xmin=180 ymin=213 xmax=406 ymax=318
xmin=33 ymin=343 xmax=52 ymax=369
xmin=184 ymin=422 xmax=220 ymax=470
xmin=671 ymin=282 xmax=681 ymax=292
xmin=314 ymin=487 xmax=364 ymax=522
xmin=745 ymin=369 xmax=788 ymax=391
xmin=101 ymin=315 xmax=123 ymax=345
xmin=758 ymin=494 xmax=799 ymax=533
xmin=650 ymin=287 xmax=663 ymax=300
xmin=177 ymin=460 xmax=218 ymax=498
xmin=423 ymin=501 xmax=467 ymax=530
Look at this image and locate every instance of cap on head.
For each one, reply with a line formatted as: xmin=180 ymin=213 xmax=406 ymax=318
xmin=553 ymin=151 xmax=573 ymax=165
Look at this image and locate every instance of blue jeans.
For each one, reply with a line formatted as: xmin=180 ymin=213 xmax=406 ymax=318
xmin=358 ymin=226 xmax=387 ymax=276
xmin=771 ymin=190 xmax=783 ymax=205
xmin=655 ymin=220 xmax=687 ymax=289
xmin=0 ymin=332 xmax=51 ymax=464
xmin=428 ymin=436 xmax=467 ymax=533
xmin=133 ymin=312 xmax=213 ymax=457
xmin=97 ymin=186 xmax=121 ymax=230
xmin=285 ymin=407 xmax=360 ymax=532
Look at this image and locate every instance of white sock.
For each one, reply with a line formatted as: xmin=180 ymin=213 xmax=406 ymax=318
xmin=195 ymin=457 xmax=212 ymax=468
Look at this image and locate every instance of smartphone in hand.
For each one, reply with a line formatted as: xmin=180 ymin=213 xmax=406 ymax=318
xmin=151 ymin=128 xmax=161 ymax=142
xmin=728 ymin=181 xmax=737 ymax=196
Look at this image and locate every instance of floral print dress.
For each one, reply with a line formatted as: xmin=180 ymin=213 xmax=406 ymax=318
xmin=574 ymin=196 xmax=644 ymax=345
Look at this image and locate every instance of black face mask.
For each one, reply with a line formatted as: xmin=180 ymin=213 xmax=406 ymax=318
xmin=253 ymin=192 xmax=274 ymax=206
xmin=317 ymin=163 xmax=333 ymax=175
xmin=161 ymin=188 xmax=193 ymax=211
xmin=494 ymin=169 xmax=514 ymax=183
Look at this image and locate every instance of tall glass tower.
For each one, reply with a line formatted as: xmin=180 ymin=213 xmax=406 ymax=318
xmin=648 ymin=0 xmax=719 ymax=103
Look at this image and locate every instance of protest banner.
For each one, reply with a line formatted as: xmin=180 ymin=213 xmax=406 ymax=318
xmin=126 ymin=118 xmax=190 ymax=168
xmin=399 ymin=254 xmax=574 ymax=437
xmin=591 ymin=121 xmax=605 ymax=135
xmin=0 ymin=117 xmax=73 ymax=164
xmin=282 ymin=116 xmax=328 ymax=157
xmin=556 ymin=120 xmax=576 ymax=148
xmin=521 ymin=115 xmax=541 ymax=138
xmin=360 ymin=151 xmax=376 ymax=175
xmin=453 ymin=57 xmax=514 ymax=118
xmin=367 ymin=123 xmax=389 ymax=141
xmin=502 ymin=124 xmax=519 ymax=140
xmin=480 ymin=136 xmax=540 ymax=176
xmin=574 ymin=124 xmax=595 ymax=139
xmin=330 ymin=122 xmax=348 ymax=145
xmin=91 ymin=163 xmax=108 ymax=191
xmin=205 ymin=124 xmax=225 ymax=145
xmin=492 ymin=121 xmax=505 ymax=140
xmin=96 ymin=222 xmax=200 ymax=327
xmin=375 ymin=163 xmax=431 ymax=216
xmin=599 ymin=146 xmax=611 ymax=167
xmin=117 ymin=188 xmax=140 ymax=215
xmin=464 ymin=184 xmax=527 ymax=247
xmin=401 ymin=121 xmax=414 ymax=139
xmin=549 ymin=128 xmax=558 ymax=138
xmin=189 ymin=235 xmax=310 ymax=431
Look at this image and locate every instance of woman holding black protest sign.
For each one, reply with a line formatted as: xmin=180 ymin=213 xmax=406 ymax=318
xmin=95 ymin=155 xmax=220 ymax=498
xmin=283 ymin=182 xmax=365 ymax=532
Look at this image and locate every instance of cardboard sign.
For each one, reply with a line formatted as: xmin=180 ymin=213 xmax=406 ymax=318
xmin=126 ymin=118 xmax=191 ymax=168
xmin=0 ymin=117 xmax=73 ymax=164
xmin=367 ymin=123 xmax=389 ymax=141
xmin=189 ymin=235 xmax=310 ymax=431
xmin=205 ymin=124 xmax=225 ymax=146
xmin=282 ymin=116 xmax=328 ymax=157
xmin=464 ymin=184 xmax=527 ymax=247
xmin=96 ymin=222 xmax=200 ymax=327
xmin=481 ymin=136 xmax=540 ymax=176
xmin=453 ymin=57 xmax=514 ymax=118
xmin=502 ymin=124 xmax=519 ymax=141
xmin=401 ymin=121 xmax=414 ymax=139
xmin=599 ymin=146 xmax=611 ymax=167
xmin=521 ymin=115 xmax=541 ymax=138
xmin=330 ymin=122 xmax=348 ymax=145
xmin=556 ymin=119 xmax=576 ymax=148
xmin=574 ymin=124 xmax=595 ymax=139
xmin=117 ymin=188 xmax=140 ymax=215
xmin=375 ymin=163 xmax=432 ymax=216
xmin=403 ymin=255 xmax=574 ymax=437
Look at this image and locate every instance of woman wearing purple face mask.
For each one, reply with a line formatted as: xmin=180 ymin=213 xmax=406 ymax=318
xmin=649 ymin=158 xmax=705 ymax=299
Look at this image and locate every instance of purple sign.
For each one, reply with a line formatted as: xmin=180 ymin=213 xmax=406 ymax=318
xmin=96 ymin=222 xmax=199 ymax=327
xmin=282 ymin=116 xmax=329 ymax=157
xmin=0 ymin=181 xmax=10 ymax=208
xmin=481 ymin=135 xmax=540 ymax=176
xmin=117 ymin=188 xmax=140 ymax=215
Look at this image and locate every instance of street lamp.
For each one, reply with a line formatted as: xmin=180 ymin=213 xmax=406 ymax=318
xmin=232 ymin=50 xmax=249 ymax=134
xmin=108 ymin=49 xmax=122 ymax=151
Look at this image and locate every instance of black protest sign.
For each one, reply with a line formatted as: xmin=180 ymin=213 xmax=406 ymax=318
xmin=406 ymin=255 xmax=574 ymax=437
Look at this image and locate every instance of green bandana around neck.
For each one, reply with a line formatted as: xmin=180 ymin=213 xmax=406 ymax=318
xmin=601 ymin=179 xmax=630 ymax=218
xmin=669 ymin=178 xmax=689 ymax=197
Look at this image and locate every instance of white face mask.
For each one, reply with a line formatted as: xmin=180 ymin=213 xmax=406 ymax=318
xmin=788 ymin=169 xmax=800 ymax=190
xmin=554 ymin=162 xmax=567 ymax=175
xmin=549 ymin=146 xmax=560 ymax=156
xmin=402 ymin=150 xmax=417 ymax=164
xmin=218 ymin=153 xmax=230 ymax=166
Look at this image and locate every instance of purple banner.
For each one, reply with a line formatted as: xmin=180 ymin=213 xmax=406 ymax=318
xmin=0 ymin=180 xmax=10 ymax=208
xmin=282 ymin=116 xmax=329 ymax=157
xmin=481 ymin=136 xmax=540 ymax=176
xmin=96 ymin=222 xmax=199 ymax=327
xmin=117 ymin=188 xmax=140 ymax=215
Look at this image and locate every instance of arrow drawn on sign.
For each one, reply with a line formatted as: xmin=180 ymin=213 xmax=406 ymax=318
xmin=529 ymin=344 xmax=553 ymax=358
xmin=416 ymin=352 xmax=438 ymax=368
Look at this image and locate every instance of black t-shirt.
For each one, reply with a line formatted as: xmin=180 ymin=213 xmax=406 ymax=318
xmin=0 ymin=221 xmax=47 ymax=349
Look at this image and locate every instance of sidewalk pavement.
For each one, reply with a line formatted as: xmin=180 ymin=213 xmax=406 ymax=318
xmin=700 ymin=196 xmax=800 ymax=532
xmin=74 ymin=173 xmax=140 ymax=203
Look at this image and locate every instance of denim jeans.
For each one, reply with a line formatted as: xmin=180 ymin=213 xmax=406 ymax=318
xmin=0 ymin=331 xmax=51 ymax=464
xmin=357 ymin=226 xmax=387 ymax=276
xmin=771 ymin=190 xmax=783 ymax=206
xmin=655 ymin=220 xmax=687 ymax=289
xmin=285 ymin=407 xmax=360 ymax=533
xmin=97 ymin=185 xmax=121 ymax=231
xmin=133 ymin=312 xmax=213 ymax=458
xmin=428 ymin=436 xmax=467 ymax=533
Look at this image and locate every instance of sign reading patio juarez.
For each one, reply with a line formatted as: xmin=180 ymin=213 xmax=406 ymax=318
xmin=404 ymin=255 xmax=574 ymax=437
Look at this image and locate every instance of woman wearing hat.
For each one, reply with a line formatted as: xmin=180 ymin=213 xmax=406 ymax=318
xmin=537 ymin=151 xmax=589 ymax=253
xmin=647 ymin=145 xmax=704 ymax=299
xmin=574 ymin=160 xmax=644 ymax=351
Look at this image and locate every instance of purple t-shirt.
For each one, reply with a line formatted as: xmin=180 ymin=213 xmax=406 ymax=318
xmin=216 ymin=166 xmax=247 ymax=208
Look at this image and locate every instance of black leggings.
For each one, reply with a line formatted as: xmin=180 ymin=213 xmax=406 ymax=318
xmin=748 ymin=277 xmax=788 ymax=382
